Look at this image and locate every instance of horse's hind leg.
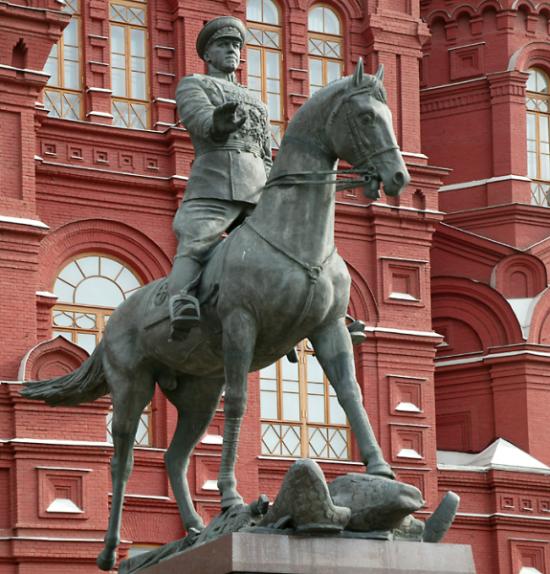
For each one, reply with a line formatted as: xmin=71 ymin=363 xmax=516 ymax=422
xmin=309 ymin=318 xmax=394 ymax=478
xmin=163 ymin=375 xmax=224 ymax=531
xmin=96 ymin=367 xmax=155 ymax=571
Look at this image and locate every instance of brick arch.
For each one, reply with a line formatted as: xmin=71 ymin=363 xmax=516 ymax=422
xmin=511 ymin=0 xmax=538 ymax=12
xmin=426 ymin=10 xmax=452 ymax=27
xmin=233 ymin=0 xmax=289 ymax=19
xmin=425 ymin=1 xmax=505 ymax=22
xmin=241 ymin=0 xmax=286 ymax=28
xmin=432 ymin=276 xmax=523 ymax=352
xmin=451 ymin=4 xmax=477 ymax=19
xmin=346 ymin=261 xmax=378 ymax=324
xmin=478 ymin=0 xmax=503 ymax=13
xmin=508 ymin=41 xmax=550 ymax=72
xmin=18 ymin=336 xmax=89 ymax=382
xmin=433 ymin=316 xmax=483 ymax=355
xmin=492 ymin=253 xmax=547 ymax=298
xmin=527 ymin=287 xmax=550 ymax=344
xmin=527 ymin=235 xmax=550 ymax=275
xmin=38 ymin=218 xmax=172 ymax=292
xmin=299 ymin=0 xmax=363 ymax=24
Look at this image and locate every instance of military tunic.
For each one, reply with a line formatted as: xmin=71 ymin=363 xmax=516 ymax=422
xmin=173 ymin=73 xmax=272 ymax=260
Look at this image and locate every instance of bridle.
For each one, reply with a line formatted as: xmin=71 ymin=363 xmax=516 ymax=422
xmin=263 ymin=81 xmax=399 ymax=199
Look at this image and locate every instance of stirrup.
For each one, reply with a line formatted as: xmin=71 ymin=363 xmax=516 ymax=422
xmin=169 ymin=293 xmax=200 ymax=341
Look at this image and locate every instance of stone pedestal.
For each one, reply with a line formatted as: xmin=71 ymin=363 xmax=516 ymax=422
xmin=140 ymin=532 xmax=476 ymax=574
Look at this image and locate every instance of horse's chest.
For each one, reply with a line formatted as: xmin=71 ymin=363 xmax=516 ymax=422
xmin=258 ymin=269 xmax=338 ymax=332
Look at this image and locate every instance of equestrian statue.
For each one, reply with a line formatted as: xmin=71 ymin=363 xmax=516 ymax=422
xmin=22 ymin=16 xmax=411 ymax=571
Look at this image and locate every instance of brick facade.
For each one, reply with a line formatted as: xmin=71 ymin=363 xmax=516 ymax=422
xmin=0 ymin=0 xmax=549 ymax=573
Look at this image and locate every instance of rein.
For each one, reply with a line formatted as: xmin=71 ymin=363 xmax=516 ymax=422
xmin=264 ymin=145 xmax=399 ymax=193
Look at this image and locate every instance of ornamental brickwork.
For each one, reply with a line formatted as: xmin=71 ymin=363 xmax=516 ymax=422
xmin=422 ymin=1 xmax=550 ymax=571
xmin=0 ymin=0 xmax=548 ymax=573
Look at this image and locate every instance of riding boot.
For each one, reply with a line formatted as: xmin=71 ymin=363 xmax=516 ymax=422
xmin=168 ymin=256 xmax=202 ymax=341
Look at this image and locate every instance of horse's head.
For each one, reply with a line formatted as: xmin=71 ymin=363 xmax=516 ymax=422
xmin=327 ymin=60 xmax=410 ymax=199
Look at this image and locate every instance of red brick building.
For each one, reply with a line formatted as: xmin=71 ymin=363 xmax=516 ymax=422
xmin=0 ymin=0 xmax=548 ymax=572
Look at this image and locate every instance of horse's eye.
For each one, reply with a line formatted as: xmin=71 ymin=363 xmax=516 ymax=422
xmin=362 ymin=112 xmax=375 ymax=124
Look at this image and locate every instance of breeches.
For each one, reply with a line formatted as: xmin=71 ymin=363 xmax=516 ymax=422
xmin=173 ymin=198 xmax=253 ymax=261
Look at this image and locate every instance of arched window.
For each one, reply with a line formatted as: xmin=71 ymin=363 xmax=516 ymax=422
xmin=527 ymin=68 xmax=550 ymax=205
xmin=246 ymin=0 xmax=284 ymax=148
xmin=260 ymin=341 xmax=350 ymax=460
xmin=52 ymin=254 xmax=142 ymax=353
xmin=109 ymin=0 xmax=150 ymax=129
xmin=308 ymin=5 xmax=343 ymax=95
xmin=43 ymin=0 xmax=83 ymax=120
xmin=52 ymin=254 xmax=151 ymax=446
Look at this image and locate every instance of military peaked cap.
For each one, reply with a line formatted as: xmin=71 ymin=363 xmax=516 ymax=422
xmin=196 ymin=16 xmax=247 ymax=60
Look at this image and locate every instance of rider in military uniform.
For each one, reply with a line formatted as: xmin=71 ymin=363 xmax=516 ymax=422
xmin=168 ymin=16 xmax=272 ymax=339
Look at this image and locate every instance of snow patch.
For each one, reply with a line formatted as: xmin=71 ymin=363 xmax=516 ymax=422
xmin=397 ymin=448 xmax=422 ymax=459
xmin=47 ymin=498 xmax=82 ymax=513
xmin=202 ymin=480 xmax=219 ymax=491
xmin=507 ymin=297 xmax=540 ymax=339
xmin=438 ymin=438 xmax=550 ymax=472
xmin=395 ymin=402 xmax=421 ymax=413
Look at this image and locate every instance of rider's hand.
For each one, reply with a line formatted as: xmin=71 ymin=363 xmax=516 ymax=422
xmin=211 ymin=102 xmax=247 ymax=140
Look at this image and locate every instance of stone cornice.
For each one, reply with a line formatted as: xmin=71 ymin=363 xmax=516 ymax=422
xmin=421 ymin=77 xmax=489 ymax=113
xmin=443 ymin=203 xmax=550 ymax=235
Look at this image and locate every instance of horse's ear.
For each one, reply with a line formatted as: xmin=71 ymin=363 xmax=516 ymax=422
xmin=353 ymin=58 xmax=364 ymax=87
xmin=375 ymin=64 xmax=385 ymax=83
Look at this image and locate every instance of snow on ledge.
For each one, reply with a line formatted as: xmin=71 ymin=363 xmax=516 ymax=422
xmin=47 ymin=498 xmax=82 ymax=513
xmin=202 ymin=480 xmax=219 ymax=491
xmin=395 ymin=402 xmax=421 ymax=413
xmin=201 ymin=434 xmax=223 ymax=445
xmin=438 ymin=438 xmax=550 ymax=474
xmin=35 ymin=291 xmax=57 ymax=298
xmin=397 ymin=448 xmax=422 ymax=459
xmin=390 ymin=292 xmax=418 ymax=301
xmin=0 ymin=215 xmax=49 ymax=229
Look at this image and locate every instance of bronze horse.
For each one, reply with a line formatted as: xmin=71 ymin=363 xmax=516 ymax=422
xmin=22 ymin=60 xmax=410 ymax=570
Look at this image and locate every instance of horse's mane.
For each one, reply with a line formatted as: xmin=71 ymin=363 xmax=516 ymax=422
xmin=310 ymin=73 xmax=387 ymax=105
xmin=283 ymin=72 xmax=387 ymax=141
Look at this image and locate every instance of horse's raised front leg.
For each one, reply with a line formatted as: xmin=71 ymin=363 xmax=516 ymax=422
xmin=163 ymin=375 xmax=225 ymax=531
xmin=97 ymin=368 xmax=154 ymax=571
xmin=309 ymin=318 xmax=394 ymax=478
xmin=219 ymin=309 xmax=256 ymax=509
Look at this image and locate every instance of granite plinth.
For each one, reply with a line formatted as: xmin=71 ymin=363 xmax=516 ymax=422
xmin=139 ymin=532 xmax=476 ymax=574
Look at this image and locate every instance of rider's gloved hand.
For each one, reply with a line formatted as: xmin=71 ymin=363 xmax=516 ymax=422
xmin=211 ymin=102 xmax=247 ymax=141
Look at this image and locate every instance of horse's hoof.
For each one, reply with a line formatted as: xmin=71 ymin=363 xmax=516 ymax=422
xmin=367 ymin=462 xmax=395 ymax=479
xmin=186 ymin=520 xmax=205 ymax=534
xmin=97 ymin=549 xmax=116 ymax=571
xmin=221 ymin=492 xmax=244 ymax=510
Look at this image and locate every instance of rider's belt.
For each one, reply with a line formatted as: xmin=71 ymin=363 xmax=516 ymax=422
xmin=196 ymin=144 xmax=263 ymax=157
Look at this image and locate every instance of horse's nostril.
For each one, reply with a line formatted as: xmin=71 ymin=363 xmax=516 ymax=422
xmin=393 ymin=172 xmax=406 ymax=187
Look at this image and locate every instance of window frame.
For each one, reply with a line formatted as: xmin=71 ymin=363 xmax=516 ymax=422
xmin=51 ymin=253 xmax=151 ymax=446
xmin=260 ymin=340 xmax=351 ymax=461
xmin=526 ymin=67 xmax=550 ymax=206
xmin=307 ymin=3 xmax=344 ymax=96
xmin=246 ymin=0 xmax=285 ymax=148
xmin=43 ymin=0 xmax=84 ymax=120
xmin=109 ymin=0 xmax=151 ymax=129
xmin=51 ymin=253 xmax=142 ymax=350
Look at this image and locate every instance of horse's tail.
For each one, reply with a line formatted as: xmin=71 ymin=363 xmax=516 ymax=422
xmin=21 ymin=341 xmax=109 ymax=406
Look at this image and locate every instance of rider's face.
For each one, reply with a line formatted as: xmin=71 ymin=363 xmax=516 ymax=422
xmin=204 ymin=37 xmax=242 ymax=73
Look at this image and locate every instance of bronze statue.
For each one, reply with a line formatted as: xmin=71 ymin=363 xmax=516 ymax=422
xmin=168 ymin=16 xmax=272 ymax=340
xmin=22 ymin=17 xmax=411 ymax=568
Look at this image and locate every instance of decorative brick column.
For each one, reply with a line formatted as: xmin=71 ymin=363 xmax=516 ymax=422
xmin=0 ymin=1 xmax=68 ymax=378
